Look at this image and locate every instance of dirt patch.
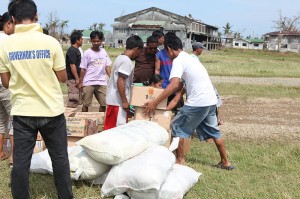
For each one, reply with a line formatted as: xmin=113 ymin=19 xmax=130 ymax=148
xmin=219 ymin=96 xmax=300 ymax=141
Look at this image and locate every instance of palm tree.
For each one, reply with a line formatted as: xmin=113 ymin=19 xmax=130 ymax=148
xmin=223 ymin=22 xmax=233 ymax=36
xmin=60 ymin=20 xmax=69 ymax=37
xmin=98 ymin=23 xmax=106 ymax=31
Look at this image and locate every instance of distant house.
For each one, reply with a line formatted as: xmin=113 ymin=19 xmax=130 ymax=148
xmin=264 ymin=31 xmax=300 ymax=53
xmin=81 ymin=29 xmax=113 ymax=46
xmin=111 ymin=7 xmax=221 ymax=50
xmin=233 ymin=38 xmax=265 ymax=50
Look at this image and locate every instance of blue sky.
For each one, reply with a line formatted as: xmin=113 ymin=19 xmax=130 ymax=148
xmin=0 ymin=0 xmax=299 ymax=37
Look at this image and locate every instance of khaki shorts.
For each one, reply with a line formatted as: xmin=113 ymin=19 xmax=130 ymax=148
xmin=0 ymin=87 xmax=13 ymax=135
xmin=82 ymin=85 xmax=106 ymax=107
xmin=67 ymin=80 xmax=82 ymax=108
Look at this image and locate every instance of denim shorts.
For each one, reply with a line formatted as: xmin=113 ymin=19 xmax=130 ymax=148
xmin=171 ymin=105 xmax=221 ymax=140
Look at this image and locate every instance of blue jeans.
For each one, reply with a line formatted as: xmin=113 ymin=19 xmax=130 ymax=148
xmin=11 ymin=114 xmax=73 ymax=199
xmin=171 ymin=105 xmax=221 ymax=140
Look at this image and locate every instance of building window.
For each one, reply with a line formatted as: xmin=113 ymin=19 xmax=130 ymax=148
xmin=242 ymin=43 xmax=247 ymax=47
xmin=235 ymin=43 xmax=239 ymax=46
xmin=118 ymin=39 xmax=123 ymax=44
xmin=254 ymin=43 xmax=259 ymax=47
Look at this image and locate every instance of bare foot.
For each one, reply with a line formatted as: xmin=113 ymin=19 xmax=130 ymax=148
xmin=206 ymin=138 xmax=214 ymax=143
xmin=0 ymin=152 xmax=8 ymax=161
xmin=176 ymin=158 xmax=186 ymax=165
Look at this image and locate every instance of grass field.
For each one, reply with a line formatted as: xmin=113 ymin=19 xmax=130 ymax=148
xmin=0 ymin=47 xmax=300 ymax=199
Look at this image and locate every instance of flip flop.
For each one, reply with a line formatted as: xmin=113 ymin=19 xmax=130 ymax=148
xmin=8 ymin=162 xmax=13 ymax=168
xmin=216 ymin=163 xmax=235 ymax=171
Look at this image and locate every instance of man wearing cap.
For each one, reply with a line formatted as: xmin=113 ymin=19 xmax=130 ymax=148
xmin=191 ymin=42 xmax=206 ymax=60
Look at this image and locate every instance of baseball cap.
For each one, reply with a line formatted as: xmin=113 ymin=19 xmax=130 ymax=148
xmin=192 ymin=42 xmax=206 ymax=50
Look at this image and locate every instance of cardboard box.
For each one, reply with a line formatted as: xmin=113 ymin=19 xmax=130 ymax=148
xmin=75 ymin=112 xmax=105 ymax=124
xmin=64 ymin=107 xmax=77 ymax=117
xmin=66 ymin=117 xmax=99 ymax=137
xmin=130 ymin=86 xmax=168 ymax=110
xmin=134 ymin=107 xmax=172 ymax=130
xmin=66 ymin=117 xmax=88 ymax=137
xmin=75 ymin=112 xmax=105 ymax=132
xmin=67 ymin=137 xmax=82 ymax=146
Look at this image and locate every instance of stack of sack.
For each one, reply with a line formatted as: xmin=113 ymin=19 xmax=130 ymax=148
xmin=30 ymin=120 xmax=201 ymax=199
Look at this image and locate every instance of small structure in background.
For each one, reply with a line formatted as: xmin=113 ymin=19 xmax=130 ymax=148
xmin=80 ymin=29 xmax=113 ymax=47
xmin=264 ymin=31 xmax=300 ymax=53
xmin=233 ymin=38 xmax=265 ymax=50
xmin=111 ymin=7 xmax=221 ymax=50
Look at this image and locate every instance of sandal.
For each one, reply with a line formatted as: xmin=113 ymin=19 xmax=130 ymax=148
xmin=216 ymin=163 xmax=235 ymax=170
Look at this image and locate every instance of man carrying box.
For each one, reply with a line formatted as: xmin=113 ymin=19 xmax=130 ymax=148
xmin=104 ymin=35 xmax=143 ymax=130
xmin=144 ymin=35 xmax=235 ymax=170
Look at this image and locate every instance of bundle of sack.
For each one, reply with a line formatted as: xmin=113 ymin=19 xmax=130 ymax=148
xmin=30 ymin=120 xmax=202 ymax=199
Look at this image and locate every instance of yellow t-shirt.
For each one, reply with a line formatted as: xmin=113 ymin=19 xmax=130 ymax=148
xmin=0 ymin=23 xmax=65 ymax=117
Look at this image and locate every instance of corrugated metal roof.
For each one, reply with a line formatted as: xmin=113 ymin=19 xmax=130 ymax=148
xmin=247 ymin=38 xmax=265 ymax=43
xmin=81 ymin=29 xmax=110 ymax=38
xmin=264 ymin=31 xmax=300 ymax=36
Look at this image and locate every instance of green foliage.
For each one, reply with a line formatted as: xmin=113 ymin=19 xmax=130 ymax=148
xmin=202 ymin=49 xmax=300 ymax=78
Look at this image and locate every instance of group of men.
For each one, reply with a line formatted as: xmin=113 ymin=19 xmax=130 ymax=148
xmin=0 ymin=0 xmax=234 ymax=198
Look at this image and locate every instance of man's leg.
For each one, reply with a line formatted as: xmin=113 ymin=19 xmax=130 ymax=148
xmin=0 ymin=133 xmax=5 ymax=160
xmin=171 ymin=105 xmax=208 ymax=164
xmin=94 ymin=85 xmax=107 ymax=112
xmin=39 ymin=114 xmax=73 ymax=199
xmin=9 ymin=134 xmax=14 ymax=167
xmin=0 ymin=96 xmax=8 ymax=160
xmin=214 ymin=138 xmax=231 ymax=167
xmin=11 ymin=116 xmax=38 ymax=199
xmin=176 ymin=138 xmax=185 ymax=164
xmin=197 ymin=105 xmax=234 ymax=169
xmin=67 ymin=80 xmax=80 ymax=108
xmin=82 ymin=86 xmax=94 ymax=112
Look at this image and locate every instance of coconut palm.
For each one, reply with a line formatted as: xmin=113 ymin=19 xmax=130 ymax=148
xmin=60 ymin=20 xmax=69 ymax=37
xmin=223 ymin=22 xmax=233 ymax=35
xmin=98 ymin=23 xmax=105 ymax=31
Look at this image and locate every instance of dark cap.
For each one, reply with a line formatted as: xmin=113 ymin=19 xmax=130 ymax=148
xmin=192 ymin=42 xmax=206 ymax=50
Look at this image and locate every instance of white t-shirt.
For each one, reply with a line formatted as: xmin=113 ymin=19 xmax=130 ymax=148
xmin=0 ymin=32 xmax=8 ymax=85
xmin=106 ymin=54 xmax=134 ymax=106
xmin=169 ymin=51 xmax=217 ymax=107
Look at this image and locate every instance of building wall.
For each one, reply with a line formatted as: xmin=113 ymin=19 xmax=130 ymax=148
xmin=112 ymin=8 xmax=220 ymax=50
xmin=268 ymin=35 xmax=300 ymax=53
xmin=233 ymin=40 xmax=264 ymax=50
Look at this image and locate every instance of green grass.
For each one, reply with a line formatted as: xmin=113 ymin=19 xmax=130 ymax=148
xmin=62 ymin=46 xmax=300 ymax=78
xmin=1 ymin=138 xmax=299 ymax=199
xmin=215 ymin=83 xmax=300 ymax=98
xmin=199 ymin=49 xmax=300 ymax=78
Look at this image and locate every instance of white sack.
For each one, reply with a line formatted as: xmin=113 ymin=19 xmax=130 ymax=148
xmin=69 ymin=146 xmax=111 ymax=180
xmin=30 ymin=149 xmax=53 ymax=174
xmin=101 ymin=146 xmax=175 ymax=198
xmin=78 ymin=120 xmax=168 ymax=165
xmin=159 ymin=164 xmax=202 ymax=199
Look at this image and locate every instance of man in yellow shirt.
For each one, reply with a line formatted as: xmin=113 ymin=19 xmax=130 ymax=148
xmin=0 ymin=0 xmax=74 ymax=198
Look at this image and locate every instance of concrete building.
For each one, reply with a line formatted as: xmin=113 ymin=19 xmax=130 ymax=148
xmin=233 ymin=38 xmax=265 ymax=50
xmin=111 ymin=7 xmax=221 ymax=50
xmin=264 ymin=31 xmax=300 ymax=53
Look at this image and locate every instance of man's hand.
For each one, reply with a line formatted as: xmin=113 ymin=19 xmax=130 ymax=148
xmin=122 ymin=101 xmax=130 ymax=112
xmin=143 ymin=100 xmax=157 ymax=116
xmin=75 ymin=78 xmax=80 ymax=87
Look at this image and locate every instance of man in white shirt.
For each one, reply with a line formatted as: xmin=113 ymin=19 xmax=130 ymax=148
xmin=144 ymin=35 xmax=234 ymax=170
